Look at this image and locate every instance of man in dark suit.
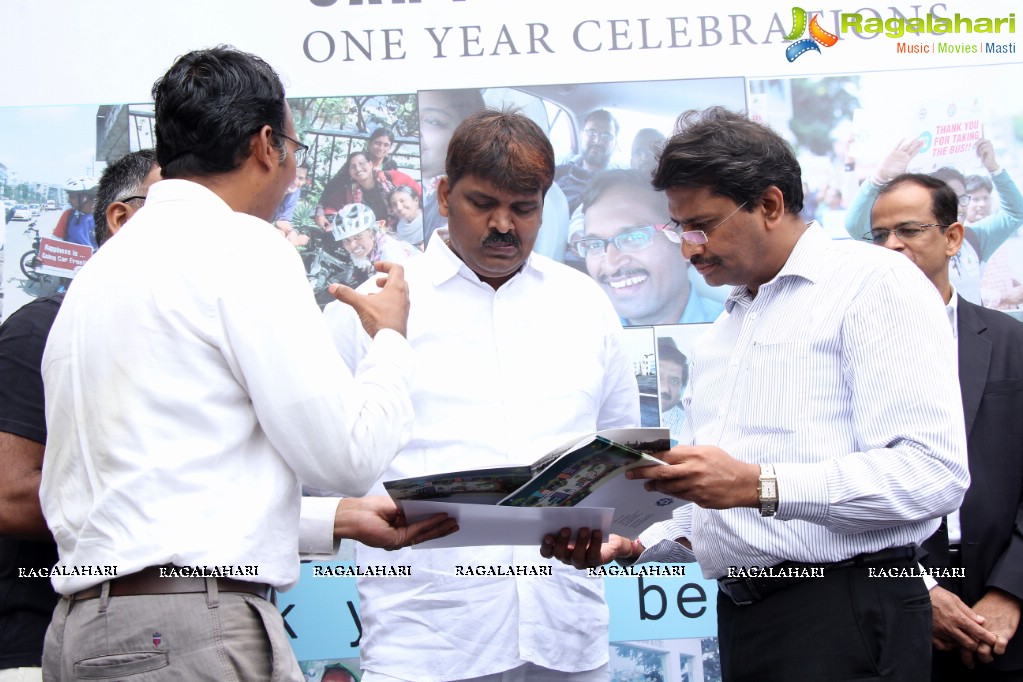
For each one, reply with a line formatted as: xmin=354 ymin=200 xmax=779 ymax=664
xmin=871 ymin=172 xmax=1023 ymax=680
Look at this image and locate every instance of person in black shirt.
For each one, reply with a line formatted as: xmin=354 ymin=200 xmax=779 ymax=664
xmin=0 ymin=149 xmax=160 ymax=678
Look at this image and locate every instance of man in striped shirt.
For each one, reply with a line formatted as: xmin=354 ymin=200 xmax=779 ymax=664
xmin=544 ymin=107 xmax=969 ymax=681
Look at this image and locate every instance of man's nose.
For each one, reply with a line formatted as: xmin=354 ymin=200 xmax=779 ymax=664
xmin=882 ymin=231 xmax=905 ymax=250
xmin=681 ymin=240 xmax=705 ymax=259
xmin=489 ymin=206 xmax=513 ymax=233
xmin=601 ymin=240 xmax=632 ymax=269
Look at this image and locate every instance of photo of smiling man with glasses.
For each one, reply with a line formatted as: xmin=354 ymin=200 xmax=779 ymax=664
xmin=576 ymin=169 xmax=723 ymax=326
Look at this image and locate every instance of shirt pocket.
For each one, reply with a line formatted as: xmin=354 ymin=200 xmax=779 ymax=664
xmin=742 ymin=340 xmax=811 ymax=435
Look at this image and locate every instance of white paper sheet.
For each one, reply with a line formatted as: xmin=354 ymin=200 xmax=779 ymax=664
xmin=401 ymin=500 xmax=614 ymax=549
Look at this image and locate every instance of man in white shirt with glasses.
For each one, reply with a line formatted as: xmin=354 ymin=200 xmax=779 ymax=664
xmin=40 ymin=47 xmax=427 ymax=681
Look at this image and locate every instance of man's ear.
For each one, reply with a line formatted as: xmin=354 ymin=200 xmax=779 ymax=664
xmin=251 ymin=125 xmax=278 ymax=171
xmin=759 ymin=186 xmax=786 ymax=228
xmin=437 ymin=177 xmax=451 ymax=218
xmin=105 ymin=202 xmax=131 ymax=238
xmin=945 ymin=221 xmax=965 ymax=258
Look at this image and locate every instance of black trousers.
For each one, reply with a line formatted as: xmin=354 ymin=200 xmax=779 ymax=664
xmin=717 ymin=558 xmax=932 ymax=681
xmin=933 ymin=649 xmax=1023 ymax=682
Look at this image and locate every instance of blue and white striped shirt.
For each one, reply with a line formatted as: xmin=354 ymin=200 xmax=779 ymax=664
xmin=638 ymin=224 xmax=969 ymax=578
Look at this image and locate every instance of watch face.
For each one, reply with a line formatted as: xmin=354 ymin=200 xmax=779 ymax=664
xmin=761 ymin=480 xmax=778 ymax=498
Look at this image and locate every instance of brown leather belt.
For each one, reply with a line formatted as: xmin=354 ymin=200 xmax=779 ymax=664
xmin=71 ymin=566 xmax=271 ymax=602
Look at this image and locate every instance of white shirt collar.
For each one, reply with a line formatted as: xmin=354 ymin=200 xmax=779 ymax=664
xmin=946 ymin=284 xmax=959 ymax=338
xmin=424 ymin=227 xmax=547 ymax=289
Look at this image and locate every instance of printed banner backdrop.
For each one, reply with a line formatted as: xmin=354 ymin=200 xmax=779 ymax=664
xmin=281 ymin=558 xmax=718 ymax=659
xmin=1 ymin=2 xmax=1020 ymax=681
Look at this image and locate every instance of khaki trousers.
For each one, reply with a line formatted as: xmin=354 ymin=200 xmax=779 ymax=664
xmin=42 ymin=579 xmax=301 ymax=681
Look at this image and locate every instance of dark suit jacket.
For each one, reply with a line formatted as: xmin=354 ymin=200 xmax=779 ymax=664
xmin=922 ymin=297 xmax=1023 ymax=670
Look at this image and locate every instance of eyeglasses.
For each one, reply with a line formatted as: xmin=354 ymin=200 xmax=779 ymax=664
xmin=664 ymin=202 xmax=748 ymax=245
xmin=583 ymin=128 xmax=615 ymax=144
xmin=573 ymin=225 xmax=671 ymax=258
xmin=277 ymin=132 xmax=309 ymax=166
xmin=116 ymin=195 xmax=147 ymax=204
xmin=863 ymin=222 xmax=948 ymax=245
xmin=956 ymin=194 xmax=971 ymax=207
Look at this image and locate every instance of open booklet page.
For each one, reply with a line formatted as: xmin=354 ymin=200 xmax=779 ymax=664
xmin=387 ymin=428 xmax=682 ymax=545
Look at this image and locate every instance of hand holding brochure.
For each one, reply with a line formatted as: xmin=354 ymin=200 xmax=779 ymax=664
xmin=384 ymin=428 xmax=679 ymax=547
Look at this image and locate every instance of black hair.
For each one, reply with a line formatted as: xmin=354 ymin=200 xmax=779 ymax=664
xmin=93 ymin=149 xmax=158 ymax=246
xmin=657 ymin=337 xmax=689 ymax=385
xmin=878 ymin=173 xmax=958 ymax=228
xmin=445 ymin=109 xmax=554 ymax=195
xmin=152 ymin=46 xmax=287 ymax=179
xmin=652 ymin=106 xmax=803 ymax=215
xmin=368 ymin=127 xmax=394 ymax=144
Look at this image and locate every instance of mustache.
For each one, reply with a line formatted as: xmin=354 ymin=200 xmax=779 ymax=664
xmin=483 ymin=230 xmax=521 ymax=247
xmin=690 ymin=254 xmax=721 ymax=267
xmin=599 ymin=267 xmax=646 ymax=283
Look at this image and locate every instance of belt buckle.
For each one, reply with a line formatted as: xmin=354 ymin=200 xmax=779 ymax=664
xmin=719 ymin=577 xmax=761 ymax=607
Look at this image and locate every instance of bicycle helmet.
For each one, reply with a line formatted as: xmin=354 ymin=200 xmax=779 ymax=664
xmin=64 ymin=176 xmax=99 ymax=193
xmin=331 ymin=203 xmax=378 ymax=240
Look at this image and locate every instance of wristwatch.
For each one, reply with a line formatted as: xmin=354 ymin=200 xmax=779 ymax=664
xmin=758 ymin=463 xmax=778 ymax=517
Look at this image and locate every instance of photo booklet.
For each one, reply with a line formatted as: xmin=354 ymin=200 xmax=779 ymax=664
xmin=384 ymin=428 xmax=681 ymax=548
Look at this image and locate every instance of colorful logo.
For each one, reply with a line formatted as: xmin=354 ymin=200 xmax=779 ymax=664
xmin=784 ymin=7 xmax=839 ymax=62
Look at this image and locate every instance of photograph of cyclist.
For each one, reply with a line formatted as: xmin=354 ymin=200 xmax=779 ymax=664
xmin=52 ymin=177 xmax=99 ymax=249
xmin=331 ymin=203 xmax=419 ymax=284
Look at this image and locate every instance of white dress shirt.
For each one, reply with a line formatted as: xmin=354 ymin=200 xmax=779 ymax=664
xmin=920 ymin=287 xmax=962 ymax=592
xmin=944 ymin=290 xmax=962 ymax=546
xmin=320 ymin=233 xmax=639 ymax=681
xmin=638 ymin=224 xmax=969 ymax=578
xmin=40 ymin=179 xmax=414 ymax=594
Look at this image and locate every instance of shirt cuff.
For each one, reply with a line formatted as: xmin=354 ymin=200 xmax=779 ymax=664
xmin=639 ymin=517 xmax=685 ymax=549
xmin=773 ymin=462 xmax=829 ymax=525
xmin=299 ymin=496 xmax=342 ymax=560
xmin=364 ymin=328 xmax=414 ymax=378
xmin=634 ymin=539 xmax=695 ymax=565
xmin=636 ymin=514 xmax=696 ymax=565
